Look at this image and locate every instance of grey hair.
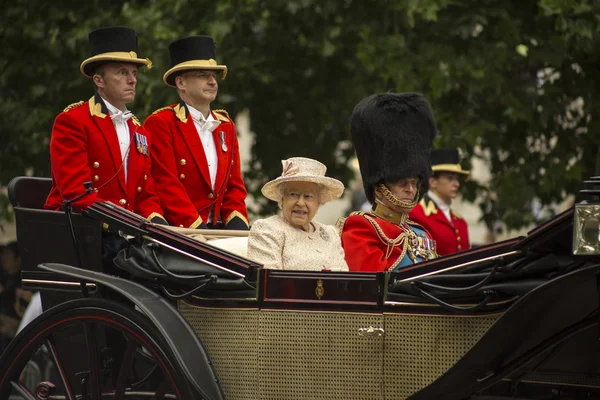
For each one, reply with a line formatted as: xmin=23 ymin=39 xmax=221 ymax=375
xmin=275 ymin=182 xmax=328 ymax=209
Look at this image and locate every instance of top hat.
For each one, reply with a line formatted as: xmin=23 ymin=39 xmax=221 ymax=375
xmin=163 ymin=36 xmax=228 ymax=88
xmin=431 ymin=148 xmax=470 ymax=177
xmin=350 ymin=92 xmax=437 ymax=203
xmin=80 ymin=26 xmax=152 ymax=78
xmin=262 ymin=158 xmax=344 ymax=204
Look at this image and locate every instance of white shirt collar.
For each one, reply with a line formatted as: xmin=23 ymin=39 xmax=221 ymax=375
xmin=187 ymin=104 xmax=215 ymax=123
xmin=427 ymin=190 xmax=451 ymax=211
xmin=101 ymin=96 xmax=128 ymax=116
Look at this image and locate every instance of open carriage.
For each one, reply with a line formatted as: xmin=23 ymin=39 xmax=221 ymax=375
xmin=1 ymin=176 xmax=599 ymax=400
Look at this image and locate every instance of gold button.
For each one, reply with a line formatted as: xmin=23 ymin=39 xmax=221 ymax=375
xmin=458 ymin=245 xmax=462 ymax=250
xmin=457 ymin=237 xmax=461 ymax=242
xmin=180 ymin=159 xmax=186 ymax=166
xmin=180 ymin=174 xmax=185 ymax=180
xmin=179 ymin=224 xmax=184 ymax=227
xmin=93 ymin=175 xmax=99 ymax=182
xmin=208 ymin=193 xmax=215 ymax=199
xmin=119 ymin=199 xmax=126 ymax=206
xmin=144 ymin=175 xmax=148 ymax=180
xmin=137 ymin=186 xmax=142 ymax=193
xmin=455 ymin=229 xmax=459 ymax=233
xmin=93 ymin=162 xmax=100 ymax=168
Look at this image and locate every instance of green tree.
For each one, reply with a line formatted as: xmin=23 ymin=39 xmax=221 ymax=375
xmin=1 ymin=0 xmax=599 ymax=234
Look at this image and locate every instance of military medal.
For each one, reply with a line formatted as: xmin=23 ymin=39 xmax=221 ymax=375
xmin=219 ymin=131 xmax=228 ymax=152
xmin=134 ymin=132 xmax=149 ymax=155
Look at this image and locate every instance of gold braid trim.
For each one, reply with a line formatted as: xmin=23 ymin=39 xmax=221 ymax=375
xmin=363 ymin=215 xmax=409 ymax=267
xmin=147 ymin=212 xmax=166 ymax=223
xmin=451 ymin=208 xmax=463 ymax=219
xmin=213 ymin=109 xmax=230 ymax=122
xmin=151 ymin=106 xmax=175 ymax=115
xmin=63 ymin=101 xmax=84 ymax=113
xmin=225 ymin=210 xmax=249 ymax=228
xmin=371 ymin=202 xmax=408 ymax=225
xmin=131 ymin=114 xmax=141 ymax=126
xmin=174 ymin=103 xmax=188 ymax=123
xmin=189 ymin=215 xmax=204 ymax=229
xmin=377 ymin=183 xmax=418 ymax=209
xmin=420 ymin=198 xmax=438 ymax=217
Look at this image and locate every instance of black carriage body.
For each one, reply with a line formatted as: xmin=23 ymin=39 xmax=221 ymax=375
xmin=2 ymin=176 xmax=600 ymax=400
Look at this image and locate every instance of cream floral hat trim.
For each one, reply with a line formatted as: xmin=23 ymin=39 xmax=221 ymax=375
xmin=262 ymin=157 xmax=344 ymax=204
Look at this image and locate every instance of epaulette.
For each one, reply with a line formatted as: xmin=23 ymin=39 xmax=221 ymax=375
xmin=131 ymin=114 xmax=141 ymax=126
xmin=335 ymin=217 xmax=347 ymax=236
xmin=451 ymin=209 xmax=463 ymax=219
xmin=213 ymin=109 xmax=230 ymax=122
xmin=348 ymin=211 xmax=367 ymax=218
xmin=151 ymin=106 xmax=175 ymax=115
xmin=63 ymin=101 xmax=84 ymax=113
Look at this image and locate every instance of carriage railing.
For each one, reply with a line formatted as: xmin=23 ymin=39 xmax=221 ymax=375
xmin=85 ymin=201 xmax=260 ymax=276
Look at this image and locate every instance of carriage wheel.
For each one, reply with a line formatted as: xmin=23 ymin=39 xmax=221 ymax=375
xmin=0 ymin=297 xmax=195 ymax=399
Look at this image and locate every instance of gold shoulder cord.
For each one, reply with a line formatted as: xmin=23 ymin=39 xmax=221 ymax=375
xmin=363 ymin=215 xmax=409 ymax=261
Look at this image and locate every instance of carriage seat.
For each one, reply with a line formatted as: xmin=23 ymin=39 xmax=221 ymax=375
xmin=207 ymin=237 xmax=249 ymax=258
xmin=8 ymin=176 xmax=53 ymax=209
xmin=8 ymin=176 xmax=103 ymax=273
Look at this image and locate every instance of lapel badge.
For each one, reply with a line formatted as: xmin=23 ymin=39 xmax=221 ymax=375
xmin=219 ymin=131 xmax=228 ymax=152
xmin=134 ymin=132 xmax=149 ymax=155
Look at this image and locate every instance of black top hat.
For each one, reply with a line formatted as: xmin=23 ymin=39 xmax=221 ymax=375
xmin=351 ymin=92 xmax=437 ymax=203
xmin=80 ymin=26 xmax=151 ymax=78
xmin=163 ymin=35 xmax=228 ymax=87
xmin=431 ymin=148 xmax=470 ymax=176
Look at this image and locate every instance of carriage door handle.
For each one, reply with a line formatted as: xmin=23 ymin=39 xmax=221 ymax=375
xmin=358 ymin=326 xmax=385 ymax=337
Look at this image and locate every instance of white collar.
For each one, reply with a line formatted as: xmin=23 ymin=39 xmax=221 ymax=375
xmin=101 ymin=96 xmax=128 ymax=115
xmin=187 ymin=104 xmax=215 ymax=123
xmin=427 ymin=190 xmax=451 ymax=211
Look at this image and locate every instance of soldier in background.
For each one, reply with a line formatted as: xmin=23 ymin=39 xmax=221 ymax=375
xmin=409 ymin=148 xmax=471 ymax=256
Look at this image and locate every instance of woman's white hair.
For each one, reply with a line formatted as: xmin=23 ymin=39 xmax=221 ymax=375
xmin=276 ymin=182 xmax=328 ymax=209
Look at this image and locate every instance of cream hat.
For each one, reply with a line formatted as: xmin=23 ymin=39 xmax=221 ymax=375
xmin=262 ymin=157 xmax=344 ymax=204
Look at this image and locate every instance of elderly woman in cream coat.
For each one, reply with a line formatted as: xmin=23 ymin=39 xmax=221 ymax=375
xmin=247 ymin=157 xmax=348 ymax=271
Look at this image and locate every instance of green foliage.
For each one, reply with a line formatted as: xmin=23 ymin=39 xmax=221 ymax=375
xmin=1 ymin=0 xmax=599 ymax=232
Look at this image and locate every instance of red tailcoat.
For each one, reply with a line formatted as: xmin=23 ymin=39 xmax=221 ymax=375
xmin=45 ymin=95 xmax=165 ymax=221
xmin=409 ymin=193 xmax=470 ymax=256
xmin=143 ymin=102 xmax=249 ymax=229
xmin=341 ymin=208 xmax=437 ymax=272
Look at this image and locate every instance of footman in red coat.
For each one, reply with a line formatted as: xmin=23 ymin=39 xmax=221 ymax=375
xmin=144 ymin=36 xmax=249 ymax=230
xmin=409 ymin=148 xmax=471 ymax=256
xmin=44 ymin=26 xmax=166 ymax=224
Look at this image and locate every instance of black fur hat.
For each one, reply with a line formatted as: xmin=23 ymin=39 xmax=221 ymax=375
xmin=350 ymin=92 xmax=437 ymax=203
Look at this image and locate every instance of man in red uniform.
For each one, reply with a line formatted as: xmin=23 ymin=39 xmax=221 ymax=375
xmin=341 ymin=93 xmax=438 ymax=272
xmin=144 ymin=36 xmax=249 ymax=230
xmin=45 ymin=26 xmax=166 ymax=223
xmin=409 ymin=148 xmax=470 ymax=255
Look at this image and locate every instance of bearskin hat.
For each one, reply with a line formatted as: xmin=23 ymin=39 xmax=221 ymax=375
xmin=350 ymin=92 xmax=437 ymax=203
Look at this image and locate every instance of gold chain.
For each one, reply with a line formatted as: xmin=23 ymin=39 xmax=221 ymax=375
xmin=377 ymin=184 xmax=418 ymax=209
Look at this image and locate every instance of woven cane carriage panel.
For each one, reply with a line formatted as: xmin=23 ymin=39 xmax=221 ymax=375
xmin=178 ymin=302 xmax=259 ymax=400
xmin=258 ymin=310 xmax=384 ymax=400
xmin=383 ymin=312 xmax=501 ymax=399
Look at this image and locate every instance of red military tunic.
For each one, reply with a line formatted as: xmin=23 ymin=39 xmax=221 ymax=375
xmin=45 ymin=95 xmax=165 ymax=221
xmin=143 ymin=102 xmax=249 ymax=229
xmin=409 ymin=193 xmax=470 ymax=256
xmin=341 ymin=204 xmax=438 ymax=272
